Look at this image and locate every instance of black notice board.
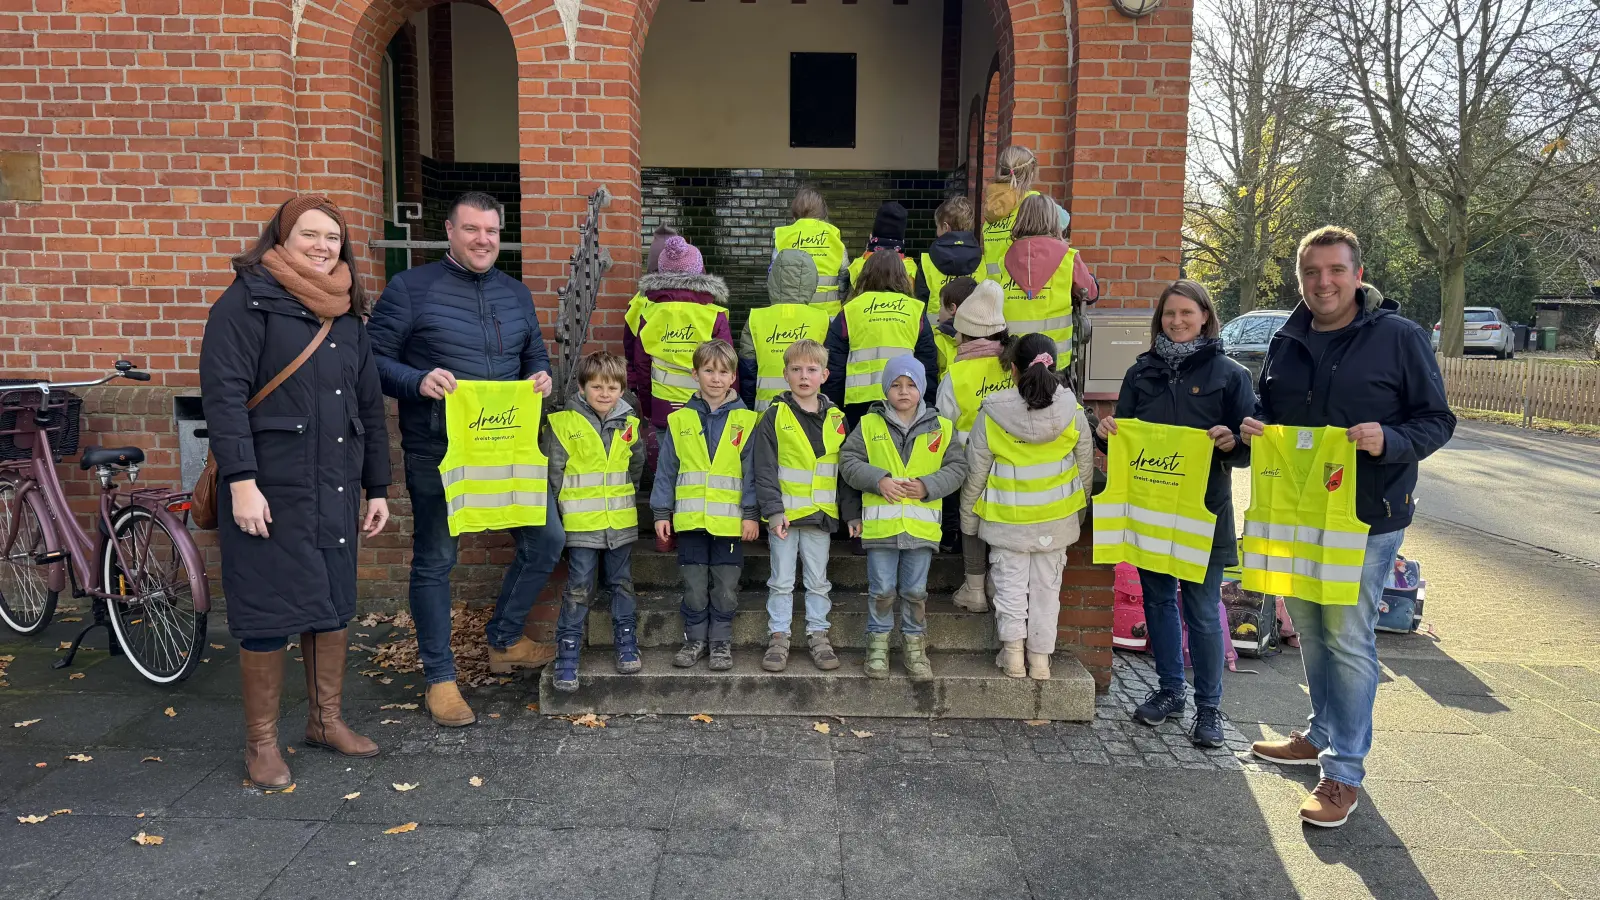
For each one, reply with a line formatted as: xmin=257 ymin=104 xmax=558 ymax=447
xmin=790 ymin=52 xmax=857 ymax=149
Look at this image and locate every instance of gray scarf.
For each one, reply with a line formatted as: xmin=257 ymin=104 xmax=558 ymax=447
xmin=1154 ymin=332 xmax=1206 ymax=367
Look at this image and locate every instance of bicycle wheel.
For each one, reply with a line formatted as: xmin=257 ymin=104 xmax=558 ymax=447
xmin=0 ymin=477 xmax=58 ymax=634
xmin=103 ymin=505 xmax=206 ymax=683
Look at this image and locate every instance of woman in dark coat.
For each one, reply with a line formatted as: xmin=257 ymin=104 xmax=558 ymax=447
xmin=200 ymin=194 xmax=391 ymax=790
xmin=1093 ymin=280 xmax=1255 ymax=750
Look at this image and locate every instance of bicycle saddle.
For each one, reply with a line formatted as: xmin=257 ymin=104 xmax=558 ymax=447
xmin=79 ymin=446 xmax=145 ymax=470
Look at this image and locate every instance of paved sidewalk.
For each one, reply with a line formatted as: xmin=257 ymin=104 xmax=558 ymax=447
xmin=3 ymin=516 xmax=1599 ymax=899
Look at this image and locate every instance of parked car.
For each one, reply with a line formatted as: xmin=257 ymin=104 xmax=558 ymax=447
xmin=1219 ymin=310 xmax=1291 ymax=379
xmin=1431 ymin=307 xmax=1516 ymax=358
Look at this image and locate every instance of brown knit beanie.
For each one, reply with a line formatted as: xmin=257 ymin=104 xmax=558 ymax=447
xmin=273 ymin=194 xmax=347 ymax=238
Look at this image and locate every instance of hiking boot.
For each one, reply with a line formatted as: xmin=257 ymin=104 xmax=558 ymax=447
xmin=951 ymin=574 xmax=989 ymax=613
xmin=1300 ymin=778 xmax=1359 ymax=828
xmin=902 ymin=634 xmax=933 ymax=682
xmin=552 ymin=638 xmax=581 ymax=693
xmin=1190 ymin=706 xmax=1226 ymax=749
xmin=864 ymin=632 xmax=890 ymax=679
xmin=762 ymin=632 xmax=791 ymax=672
xmin=1026 ymin=651 xmax=1051 ymax=681
xmin=613 ymin=622 xmax=642 ymax=675
xmin=1133 ymin=688 xmax=1186 ymax=726
xmin=487 ymin=637 xmax=557 ymax=674
xmin=996 ymin=639 xmax=1026 ymax=678
xmin=708 ymin=641 xmax=734 ymax=671
xmin=673 ymin=640 xmax=706 ymax=668
xmin=1251 ymin=730 xmax=1322 ymax=766
xmin=425 ymin=681 xmax=477 ymax=727
xmin=808 ymin=630 xmax=841 ymax=671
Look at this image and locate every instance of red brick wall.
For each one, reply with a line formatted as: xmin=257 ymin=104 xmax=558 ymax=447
xmin=0 ymin=0 xmax=1192 ymax=691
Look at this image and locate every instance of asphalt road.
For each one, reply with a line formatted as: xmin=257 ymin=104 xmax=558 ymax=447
xmin=1417 ymin=419 xmax=1600 ymax=563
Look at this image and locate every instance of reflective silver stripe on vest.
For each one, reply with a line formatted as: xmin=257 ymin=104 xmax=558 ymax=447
xmin=847 ymin=346 xmax=908 ymax=366
xmin=565 ymin=472 xmax=609 ymax=488
xmin=1243 ymin=521 xmax=1368 ymax=551
xmin=605 ymin=471 xmax=630 ymax=486
xmin=1094 ymin=527 xmax=1210 ymax=567
xmin=607 ymin=494 xmax=633 ymax=510
xmin=651 ymin=361 xmax=699 ymax=390
xmin=816 ymin=276 xmax=839 ymax=286
xmin=845 ymin=372 xmax=883 ymax=390
xmin=757 ymin=376 xmax=788 ymax=392
xmin=676 ymin=472 xmax=708 ymax=487
xmin=812 ymin=488 xmax=837 ymax=505
xmin=986 ymin=261 xmax=1002 ymax=275
xmin=982 ymin=479 xmax=1082 ymax=507
xmin=816 ymin=462 xmax=837 ymax=477
xmin=707 ymin=474 xmax=742 ymax=491
xmin=561 ymin=497 xmax=610 ymax=513
xmin=1094 ymin=502 xmax=1213 ymax=538
xmin=680 ymin=500 xmax=744 ymax=520
xmin=440 ymin=463 xmax=548 ymax=487
xmin=863 ymin=504 xmax=941 ymax=524
xmin=1008 ymin=314 xmax=1074 ymax=333
xmin=778 ymin=466 xmax=814 ymax=484
xmin=1242 ymin=553 xmax=1363 ymax=584
xmin=447 ymin=490 xmax=548 ymax=515
xmin=991 ymin=458 xmax=1075 ymax=481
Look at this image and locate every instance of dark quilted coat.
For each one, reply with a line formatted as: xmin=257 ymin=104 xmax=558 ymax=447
xmin=367 ymin=256 xmax=552 ymax=458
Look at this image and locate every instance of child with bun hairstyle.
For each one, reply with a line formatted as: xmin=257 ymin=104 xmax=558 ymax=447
xmin=960 ymin=332 xmax=1093 ymax=681
xmin=979 ymin=146 xmax=1043 ymax=283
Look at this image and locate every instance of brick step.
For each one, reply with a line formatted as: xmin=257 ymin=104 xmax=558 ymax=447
xmin=537 ymin=648 xmax=1095 ymax=721
xmin=630 ymin=545 xmax=967 ymax=592
xmin=587 ymin=590 xmax=997 ymax=650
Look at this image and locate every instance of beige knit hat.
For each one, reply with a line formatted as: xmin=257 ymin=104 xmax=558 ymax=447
xmin=954 ymin=279 xmax=1006 ymax=336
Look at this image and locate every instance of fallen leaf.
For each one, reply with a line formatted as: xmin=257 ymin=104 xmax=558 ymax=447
xmin=57 ymin=642 xmax=72 ymax=650
xmin=65 ymin=754 xmax=92 ymax=762
xmin=524 ymin=703 xmax=539 ymax=712
xmin=932 ymin=732 xmax=951 ymax=738
xmin=201 ymin=658 xmax=210 ymax=663
xmin=132 ymin=831 xmax=164 ymax=846
xmin=813 ymin=722 xmax=831 ymax=735
xmin=142 ymin=756 xmax=162 ymax=763
xmin=689 ymin=713 xmax=714 ymax=724
xmin=12 ymin=718 xmax=41 ymax=728
xmin=164 ymin=707 xmax=177 ymax=718
xmin=33 ymin=762 xmax=47 ymax=768
xmin=68 ymin=672 xmax=85 ymax=680
xmin=285 ymin=746 xmax=296 ymax=754
xmin=379 ymin=703 xmax=419 ymax=710
xmin=268 ymin=784 xmax=296 ymax=794
xmin=487 ymin=713 xmax=500 ymax=719
xmin=383 ymin=822 xmax=418 ymax=834
xmin=379 ymin=677 xmax=393 ymax=684
xmin=343 ymin=792 xmax=361 ymax=800
xmin=851 ymin=729 xmax=873 ymax=739
xmin=50 ymin=809 xmax=71 ymax=816
xmin=17 ymin=814 xmax=48 ymax=824
xmin=468 ymin=776 xmax=484 ymax=787
xmin=570 ymin=713 xmax=607 ymax=728
xmin=135 ymin=813 xmax=145 ymax=818
xmin=1023 ymin=720 xmax=1050 ymax=726
xmin=59 ymin=616 xmax=83 ymax=623
xmin=392 ymin=782 xmax=418 ymax=792
xmin=348 ymin=860 xmax=358 ymax=866
xmin=381 ymin=719 xmax=401 ymax=725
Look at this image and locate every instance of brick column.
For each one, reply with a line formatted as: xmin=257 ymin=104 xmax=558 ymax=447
xmin=428 ymin=3 xmax=455 ymax=163
xmin=936 ymin=0 xmax=963 ymax=170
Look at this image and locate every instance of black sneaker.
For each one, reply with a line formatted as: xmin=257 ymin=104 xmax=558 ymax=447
xmin=1190 ymin=706 xmax=1226 ymax=748
xmin=673 ymin=640 xmax=706 ymax=668
xmin=708 ymin=641 xmax=733 ymax=671
xmin=1132 ymin=689 xmax=1186 ymax=726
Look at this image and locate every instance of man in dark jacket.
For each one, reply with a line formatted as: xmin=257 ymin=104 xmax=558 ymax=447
xmin=367 ymin=191 xmax=560 ymax=728
xmin=1243 ymin=226 xmax=1455 ymax=828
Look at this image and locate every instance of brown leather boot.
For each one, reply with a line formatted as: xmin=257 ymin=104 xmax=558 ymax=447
xmin=487 ymin=637 xmax=558 ymax=674
xmin=302 ymin=629 xmax=378 ymax=758
xmin=240 ymin=648 xmax=293 ymax=790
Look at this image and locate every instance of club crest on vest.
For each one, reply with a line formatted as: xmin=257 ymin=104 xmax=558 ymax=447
xmin=729 ymin=423 xmax=746 ymax=447
xmin=926 ymin=431 xmax=943 ymax=453
xmin=621 ymin=422 xmax=636 ymax=443
xmin=1324 ymin=463 xmax=1344 ymax=492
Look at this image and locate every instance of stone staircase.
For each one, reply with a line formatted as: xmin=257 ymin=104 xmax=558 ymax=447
xmin=538 ymin=509 xmax=1096 ymax=720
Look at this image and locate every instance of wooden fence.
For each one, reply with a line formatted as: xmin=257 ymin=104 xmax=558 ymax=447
xmin=1437 ymin=356 xmax=1600 ymax=426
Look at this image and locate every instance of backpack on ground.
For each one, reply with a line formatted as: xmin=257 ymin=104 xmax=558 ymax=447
xmin=1376 ymin=554 xmax=1426 ymax=634
xmin=1221 ymin=566 xmax=1284 ymax=658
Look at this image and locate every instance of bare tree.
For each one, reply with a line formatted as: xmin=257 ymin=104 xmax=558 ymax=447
xmin=1185 ymin=0 xmax=1317 ymax=314
xmin=1311 ymin=0 xmax=1600 ymax=355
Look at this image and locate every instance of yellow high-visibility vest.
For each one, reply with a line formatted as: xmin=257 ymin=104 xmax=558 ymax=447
xmin=847 ymin=252 xmax=920 ymax=290
xmin=439 ymin=380 xmax=549 ymax=536
xmin=639 ymin=301 xmax=726 ymax=406
xmin=549 ymin=409 xmax=640 ymax=534
xmin=1092 ymin=419 xmax=1218 ymax=583
xmin=842 ymin=291 xmax=923 ymax=405
xmin=747 ymin=304 xmax=833 ymax=411
xmin=771 ymin=402 xmax=847 ymax=522
xmin=669 ymin=406 xmax=758 ymax=537
xmin=974 ymin=411 xmax=1085 ymax=525
xmin=920 ymin=252 xmax=966 ymax=320
xmin=1241 ymin=425 xmax=1370 ymax=605
xmin=947 ymin=356 xmax=1013 ymax=444
xmin=1003 ymin=246 xmax=1076 ymax=369
xmin=624 ymin=292 xmax=650 ymax=336
xmin=859 ymin=412 xmax=951 ymax=542
xmin=774 ymin=218 xmax=846 ymax=301
xmin=934 ymin=330 xmax=956 ymax=381
xmin=979 ymin=189 xmax=1041 ymax=282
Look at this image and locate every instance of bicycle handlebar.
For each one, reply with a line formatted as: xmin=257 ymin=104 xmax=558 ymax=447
xmin=1 ymin=359 xmax=151 ymax=399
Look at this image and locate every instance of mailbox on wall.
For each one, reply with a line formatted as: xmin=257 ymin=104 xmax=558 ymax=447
xmin=1081 ymin=312 xmax=1152 ymax=402
xmin=173 ymin=396 xmax=208 ymax=493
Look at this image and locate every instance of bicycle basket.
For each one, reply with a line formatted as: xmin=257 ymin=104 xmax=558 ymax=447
xmin=0 ymin=383 xmax=84 ymax=461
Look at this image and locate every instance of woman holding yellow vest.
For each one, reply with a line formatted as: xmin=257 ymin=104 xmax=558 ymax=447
xmin=1092 ymin=281 xmax=1255 ymax=748
xmin=824 ymin=250 xmax=941 ymax=426
xmin=839 ymin=356 xmax=968 ymax=680
xmin=960 ymin=333 xmax=1094 ymax=681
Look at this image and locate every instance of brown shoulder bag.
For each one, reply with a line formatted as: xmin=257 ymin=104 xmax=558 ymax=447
xmin=192 ymin=318 xmax=333 ymax=530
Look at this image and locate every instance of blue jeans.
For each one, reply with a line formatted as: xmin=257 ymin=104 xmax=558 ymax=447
xmin=865 ymin=548 xmax=932 ymax=635
xmin=1285 ymin=528 xmax=1406 ymax=789
xmin=766 ymin=525 xmax=832 ymax=634
xmin=556 ymin=544 xmax=636 ymax=644
xmin=1138 ymin=562 xmax=1226 ymax=709
xmin=404 ymin=454 xmax=566 ymax=684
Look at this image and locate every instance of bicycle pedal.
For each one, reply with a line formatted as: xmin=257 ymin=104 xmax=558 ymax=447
xmin=34 ymin=549 xmax=67 ymax=565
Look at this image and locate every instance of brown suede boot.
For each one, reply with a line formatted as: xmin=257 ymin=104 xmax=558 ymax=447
xmin=426 ymin=680 xmax=477 ymax=727
xmin=487 ymin=637 xmax=558 ymax=674
xmin=240 ymin=648 xmax=293 ymax=790
xmin=302 ymin=629 xmax=378 ymax=758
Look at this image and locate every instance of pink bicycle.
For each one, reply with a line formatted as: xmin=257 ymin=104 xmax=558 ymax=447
xmin=0 ymin=361 xmax=209 ymax=683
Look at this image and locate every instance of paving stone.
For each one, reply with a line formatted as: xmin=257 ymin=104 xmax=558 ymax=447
xmin=169 ymin=747 xmax=378 ymax=820
xmin=1 ymin=814 xmax=155 ymax=899
xmin=329 ymin=752 xmax=508 ymax=826
xmin=64 ymin=817 xmax=323 ymax=900
xmin=499 ymin=753 xmax=686 ymax=829
xmin=258 ymin=822 xmax=483 ymax=900
xmin=1011 ymin=836 xmax=1300 ymax=900
xmin=1444 ymin=696 xmax=1597 ymax=740
xmin=0 ymin=692 xmax=161 ymax=748
xmin=1369 ymin=732 xmax=1563 ymax=786
xmin=843 ymin=831 xmax=1027 ymax=900
xmin=656 ymin=829 xmax=842 ymax=900
xmin=991 ymin=763 xmax=1169 ymax=839
xmin=671 ymin=757 xmax=837 ymax=830
xmin=1523 ymin=851 xmax=1600 ymax=900
xmin=453 ymin=827 xmax=663 ymax=900
xmin=2 ymin=749 xmax=224 ymax=817
xmin=835 ymin=759 xmax=1003 ymax=836
xmin=1337 ymin=780 xmax=1514 ymax=851
xmin=1369 ymin=690 xmax=1479 ymax=734
xmin=1433 ymin=783 xmax=1600 ymax=853
xmin=1490 ymin=735 xmax=1600 ymax=794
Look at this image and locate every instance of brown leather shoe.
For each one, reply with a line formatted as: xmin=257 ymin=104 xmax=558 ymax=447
xmin=1300 ymin=777 xmax=1359 ymax=827
xmin=426 ymin=680 xmax=477 ymax=727
xmin=302 ymin=629 xmax=378 ymax=758
xmin=487 ymin=637 xmax=558 ymax=674
xmin=1251 ymin=730 xmax=1322 ymax=766
xmin=240 ymin=648 xmax=293 ymax=790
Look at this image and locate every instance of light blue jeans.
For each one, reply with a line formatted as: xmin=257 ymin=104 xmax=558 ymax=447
xmin=1285 ymin=528 xmax=1405 ymax=789
xmin=865 ymin=548 xmax=932 ymax=635
xmin=1138 ymin=560 xmax=1227 ymax=709
xmin=766 ymin=525 xmax=832 ymax=635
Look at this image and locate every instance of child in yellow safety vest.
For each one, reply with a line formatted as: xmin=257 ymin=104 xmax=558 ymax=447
xmin=824 ymin=250 xmax=941 ymax=427
xmin=934 ymin=279 xmax=1011 ymax=613
xmin=650 ymin=340 xmax=760 ymax=672
xmin=1002 ymin=195 xmax=1099 ymax=370
xmin=845 ymin=201 xmax=920 ymax=296
xmin=738 ymin=248 xmax=832 ymax=411
xmin=772 ymin=187 xmax=849 ymax=312
xmin=545 ymin=351 xmax=649 ymax=693
xmin=960 ymin=333 xmax=1094 ymax=681
xmin=749 ymin=339 xmax=858 ymax=673
xmin=839 ymin=356 xmax=968 ymax=681
xmin=917 ymin=195 xmax=981 ymax=322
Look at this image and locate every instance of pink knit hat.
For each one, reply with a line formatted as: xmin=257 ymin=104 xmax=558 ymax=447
xmin=656 ymin=235 xmax=704 ymax=275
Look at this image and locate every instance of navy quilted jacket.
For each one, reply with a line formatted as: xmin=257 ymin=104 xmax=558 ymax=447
xmin=368 ymin=256 xmax=551 ymax=458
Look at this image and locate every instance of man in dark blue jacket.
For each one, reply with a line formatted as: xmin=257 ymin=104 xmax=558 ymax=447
xmin=1242 ymin=226 xmax=1455 ymax=828
xmin=368 ymin=191 xmax=560 ymax=728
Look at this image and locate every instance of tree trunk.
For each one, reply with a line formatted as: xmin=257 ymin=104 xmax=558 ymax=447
xmin=1438 ymin=252 xmax=1468 ymax=357
xmin=1238 ymin=277 xmax=1259 ymax=315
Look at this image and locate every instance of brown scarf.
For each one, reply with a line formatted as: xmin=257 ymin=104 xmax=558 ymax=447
xmin=260 ymin=245 xmax=353 ymax=319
